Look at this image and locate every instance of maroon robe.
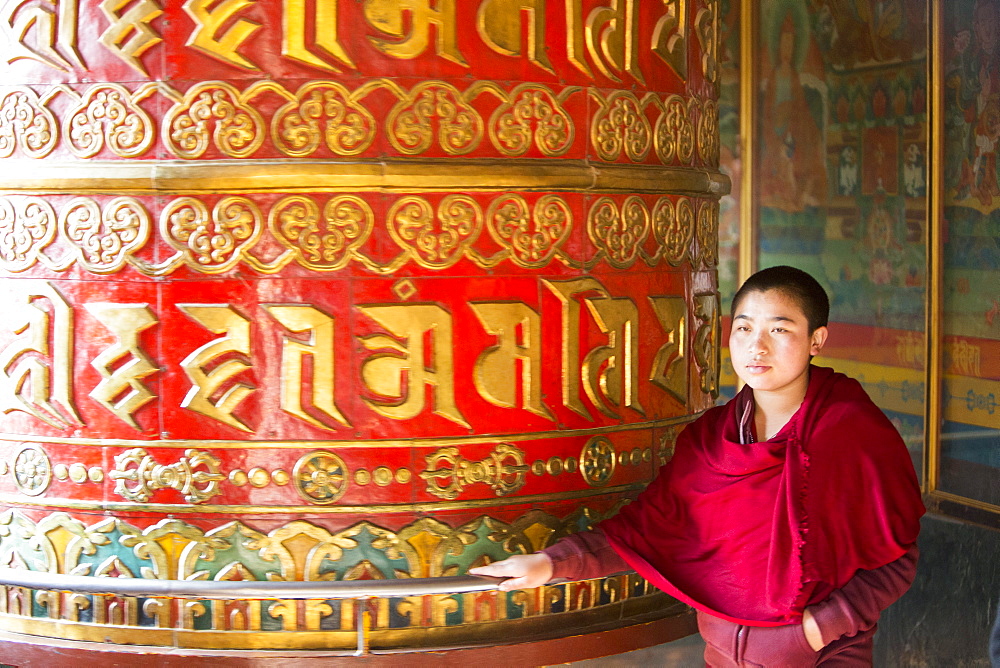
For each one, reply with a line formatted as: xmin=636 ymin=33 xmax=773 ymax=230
xmin=599 ymin=365 xmax=924 ymax=626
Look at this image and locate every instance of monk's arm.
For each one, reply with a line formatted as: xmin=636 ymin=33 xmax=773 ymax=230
xmin=541 ymin=529 xmax=630 ymax=581
xmin=809 ymin=543 xmax=919 ymax=646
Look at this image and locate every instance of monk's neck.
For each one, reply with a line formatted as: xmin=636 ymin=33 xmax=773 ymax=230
xmin=752 ymin=385 xmax=808 ymax=442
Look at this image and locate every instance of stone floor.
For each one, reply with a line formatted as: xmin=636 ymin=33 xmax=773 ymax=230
xmin=557 ymin=633 xmax=707 ymax=667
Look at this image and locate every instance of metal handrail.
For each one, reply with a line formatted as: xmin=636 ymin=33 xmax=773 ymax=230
xmin=0 ymin=566 xmax=507 ymax=656
xmin=0 ymin=566 xmax=503 ymax=600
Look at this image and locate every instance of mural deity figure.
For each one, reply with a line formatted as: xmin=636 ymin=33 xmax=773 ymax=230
xmin=760 ymin=7 xmax=828 ymax=212
xmin=950 ymin=0 xmax=1000 ymax=206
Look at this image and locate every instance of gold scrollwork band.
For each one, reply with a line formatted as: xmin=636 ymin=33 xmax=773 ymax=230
xmin=0 ymin=192 xmax=720 ymax=276
xmin=0 ymin=80 xmax=720 ymax=167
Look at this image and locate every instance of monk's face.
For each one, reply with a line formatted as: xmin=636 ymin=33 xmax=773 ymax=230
xmin=729 ymin=289 xmax=827 ymax=400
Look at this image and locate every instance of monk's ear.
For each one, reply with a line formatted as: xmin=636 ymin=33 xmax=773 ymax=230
xmin=810 ymin=326 xmax=829 ymax=355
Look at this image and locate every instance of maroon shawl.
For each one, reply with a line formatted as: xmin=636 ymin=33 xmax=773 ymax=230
xmin=601 ymin=365 xmax=924 ymax=625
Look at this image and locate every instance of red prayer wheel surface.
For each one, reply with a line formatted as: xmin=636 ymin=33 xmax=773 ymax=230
xmin=0 ymin=0 xmax=725 ymax=660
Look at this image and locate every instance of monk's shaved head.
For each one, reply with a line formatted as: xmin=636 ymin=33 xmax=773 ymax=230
xmin=731 ymin=265 xmax=830 ymax=333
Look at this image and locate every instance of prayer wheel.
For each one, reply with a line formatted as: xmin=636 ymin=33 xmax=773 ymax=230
xmin=0 ymin=0 xmax=726 ymax=662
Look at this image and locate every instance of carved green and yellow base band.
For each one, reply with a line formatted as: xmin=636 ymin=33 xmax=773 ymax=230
xmin=0 ymin=509 xmax=680 ymax=650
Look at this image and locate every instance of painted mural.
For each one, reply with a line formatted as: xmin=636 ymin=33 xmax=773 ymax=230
xmin=751 ymin=0 xmax=929 ymax=470
xmin=718 ymin=0 xmax=741 ymax=311
xmin=739 ymin=0 xmax=999 ymax=508
xmin=941 ymin=0 xmax=1000 ymax=507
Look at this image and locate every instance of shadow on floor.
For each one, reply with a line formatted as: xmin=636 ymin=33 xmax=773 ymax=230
xmin=554 ymin=633 xmax=707 ymax=667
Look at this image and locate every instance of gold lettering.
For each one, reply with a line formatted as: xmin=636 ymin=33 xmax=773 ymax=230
xmin=0 ymin=282 xmax=79 ymax=429
xmin=693 ymin=293 xmax=719 ymax=396
xmin=477 ymin=0 xmax=552 ymax=73
xmin=183 ymin=0 xmax=261 ymax=71
xmin=565 ymin=0 xmax=591 ymax=77
xmin=651 ymin=0 xmax=686 ymax=80
xmin=85 ymin=303 xmax=159 ymax=430
xmin=98 ymin=0 xmax=163 ymax=76
xmin=695 ymin=2 xmax=719 ymax=84
xmin=177 ymin=304 xmax=255 ymax=432
xmin=585 ymin=0 xmax=642 ymax=83
xmin=359 ymin=304 xmax=468 ymax=427
xmin=282 ymin=0 xmax=354 ymax=71
xmin=364 ymin=0 xmax=466 ymax=66
xmin=950 ymin=339 xmax=982 ymax=377
xmin=896 ymin=331 xmax=924 ymax=369
xmin=582 ymin=297 xmax=643 ymax=418
xmin=543 ymin=278 xmax=609 ymax=420
xmin=647 ymin=296 xmax=686 ymax=404
xmin=1 ymin=0 xmax=83 ymax=71
xmin=263 ymin=305 xmax=350 ymax=430
xmin=470 ymin=302 xmax=553 ymax=420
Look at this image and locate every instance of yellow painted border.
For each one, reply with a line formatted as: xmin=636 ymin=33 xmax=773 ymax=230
xmin=926 ymin=0 xmax=945 ymax=498
xmin=738 ymin=0 xmax=757 ymax=285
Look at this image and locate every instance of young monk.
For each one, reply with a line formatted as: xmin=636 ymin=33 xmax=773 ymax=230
xmin=471 ymin=266 xmax=924 ymax=667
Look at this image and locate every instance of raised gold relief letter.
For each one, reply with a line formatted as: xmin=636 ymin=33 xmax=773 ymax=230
xmin=264 ymin=305 xmax=350 ymax=430
xmin=565 ymin=0 xmax=592 ymax=77
xmin=364 ymin=0 xmax=466 ymax=66
xmin=183 ymin=0 xmax=261 ymax=70
xmin=648 ymin=296 xmax=687 ymax=404
xmin=477 ymin=0 xmax=552 ymax=73
xmin=694 ymin=293 xmax=720 ymax=396
xmin=584 ymin=0 xmax=642 ymax=83
xmin=283 ymin=0 xmax=355 ymax=71
xmin=470 ymin=302 xmax=553 ymax=420
xmin=178 ymin=305 xmax=255 ymax=432
xmin=98 ymin=0 xmax=164 ymax=76
xmin=1 ymin=0 xmax=84 ymax=70
xmin=695 ymin=1 xmax=719 ymax=84
xmin=651 ymin=0 xmax=686 ymax=80
xmin=0 ymin=282 xmax=80 ymax=429
xmin=359 ymin=304 xmax=468 ymax=427
xmin=85 ymin=303 xmax=159 ymax=430
xmin=583 ymin=297 xmax=643 ymax=418
xmin=543 ymin=278 xmax=609 ymax=420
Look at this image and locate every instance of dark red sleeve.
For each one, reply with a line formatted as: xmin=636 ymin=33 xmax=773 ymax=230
xmin=540 ymin=529 xmax=631 ymax=581
xmin=811 ymin=543 xmax=919 ymax=645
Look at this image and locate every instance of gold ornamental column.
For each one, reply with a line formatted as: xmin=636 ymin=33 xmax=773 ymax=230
xmin=0 ymin=0 xmax=726 ymax=661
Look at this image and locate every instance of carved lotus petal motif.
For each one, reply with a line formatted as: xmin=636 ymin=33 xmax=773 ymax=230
xmin=161 ymin=196 xmax=262 ymax=273
xmin=388 ymin=83 xmax=483 ymax=155
xmin=270 ymin=195 xmax=374 ymax=271
xmin=490 ymin=85 xmax=574 ymax=157
xmin=0 ymin=197 xmax=57 ymax=272
xmin=487 ymin=194 xmax=572 ymax=267
xmin=0 ymin=89 xmax=57 ymax=158
xmin=388 ymin=195 xmax=482 ymax=268
xmin=273 ymin=83 xmax=376 ymax=157
xmin=65 ymin=84 xmax=154 ymax=158
xmin=588 ymin=196 xmax=650 ymax=268
xmin=60 ymin=197 xmax=150 ymax=274
xmin=166 ymin=83 xmax=265 ymax=159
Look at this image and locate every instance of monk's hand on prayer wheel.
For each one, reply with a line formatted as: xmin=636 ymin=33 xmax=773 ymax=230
xmin=469 ymin=553 xmax=554 ymax=591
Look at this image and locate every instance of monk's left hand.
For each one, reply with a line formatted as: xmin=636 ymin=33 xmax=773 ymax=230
xmin=802 ymin=608 xmax=826 ymax=652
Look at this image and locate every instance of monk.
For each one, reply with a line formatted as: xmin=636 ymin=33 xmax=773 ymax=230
xmin=471 ymin=266 xmax=924 ymax=667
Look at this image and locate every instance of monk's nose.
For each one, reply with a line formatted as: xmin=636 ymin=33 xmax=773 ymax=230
xmin=749 ymin=333 xmax=768 ymax=354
